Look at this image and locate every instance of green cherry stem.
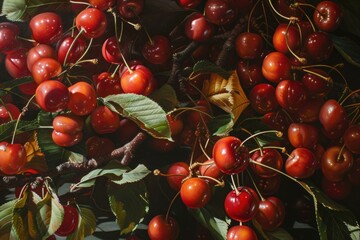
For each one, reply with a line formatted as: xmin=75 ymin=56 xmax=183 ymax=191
xmin=240 ymin=127 xmax=263 ymax=156
xmin=240 ymin=130 xmax=283 ymax=147
xmin=165 ymin=192 xmax=180 ymax=223
xmin=249 ymin=146 xmax=286 ymax=154
xmin=267 ymin=0 xmax=296 ymax=21
xmin=340 ymin=89 xmax=360 ymax=106
xmin=69 ymin=38 xmax=94 ymax=70
xmin=231 ymin=174 xmax=240 ymax=195
xmin=63 ymin=28 xmax=85 ymax=66
xmin=198 ymin=175 xmax=225 ymax=187
xmin=286 ymin=22 xmax=306 ymax=64
xmin=70 ymin=0 xmax=91 ymax=6
xmin=250 ymin=159 xmax=298 ymax=182
xmin=11 ymin=94 xmax=36 ymax=144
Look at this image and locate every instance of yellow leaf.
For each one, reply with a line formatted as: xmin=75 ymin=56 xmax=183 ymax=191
xmin=23 ymin=132 xmax=47 ymax=173
xmin=202 ymin=71 xmax=249 ymax=124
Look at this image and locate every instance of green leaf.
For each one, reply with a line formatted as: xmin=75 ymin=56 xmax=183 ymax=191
xmin=66 ymin=207 xmax=96 ymax=240
xmin=73 ymin=160 xmax=128 ymax=190
xmin=1 ymin=0 xmax=26 ymax=22
xmin=0 ymin=199 xmax=17 ymax=238
xmin=0 ymin=119 xmax=39 ymax=142
xmin=208 ymin=114 xmax=235 ymax=136
xmin=108 ymin=181 xmax=149 ymax=235
xmin=111 ymin=164 xmax=151 ymax=185
xmin=11 ymin=190 xmax=29 ymax=240
xmin=149 ymin=84 xmax=179 ymax=112
xmin=100 ymin=94 xmax=171 ymax=140
xmin=189 ymin=206 xmax=229 ymax=240
xmin=332 ymin=35 xmax=360 ymax=67
xmin=0 ymin=77 xmax=33 ymax=90
xmin=193 ymin=60 xmax=231 ymax=79
xmin=35 ymin=192 xmax=64 ymax=238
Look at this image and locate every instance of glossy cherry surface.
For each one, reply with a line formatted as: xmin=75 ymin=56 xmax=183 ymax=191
xmin=31 ymin=58 xmax=62 ymax=85
xmin=0 ymin=103 xmax=21 ymax=124
xmin=29 ymin=12 xmax=63 ymax=44
xmin=285 ymin=148 xmax=317 ymax=179
xmin=321 ymin=145 xmax=353 ymax=182
xmin=235 ymin=32 xmax=264 ymax=60
xmin=251 ymin=148 xmax=283 ymax=178
xmin=0 ymin=142 xmax=27 ymax=175
xmin=276 ymin=80 xmax=308 ymax=112
xmin=262 ymin=52 xmax=291 ymax=83
xmin=313 ymin=1 xmax=343 ymax=32
xmin=287 ymin=123 xmax=319 ymax=149
xmin=117 ymin=0 xmax=144 ymax=19
xmin=57 ymin=36 xmax=87 ymax=65
xmin=254 ymin=196 xmax=285 ymax=231
xmin=68 ymin=81 xmax=97 ymax=116
xmin=147 ymin=215 xmax=179 ymax=240
xmin=249 ymin=83 xmax=279 ymax=114
xmin=35 ymin=80 xmax=69 ymax=112
xmin=76 ymin=8 xmax=107 ymax=38
xmin=227 ymin=225 xmax=258 ymax=240
xmin=142 ymin=35 xmax=171 ymax=65
xmin=205 ymin=0 xmax=237 ymax=25
xmin=55 ymin=205 xmax=79 ymax=236
xmin=90 ymin=106 xmax=120 ymax=134
xmin=184 ymin=13 xmax=214 ymax=42
xmin=166 ymin=162 xmax=190 ymax=191
xmin=180 ymin=177 xmax=212 ymax=208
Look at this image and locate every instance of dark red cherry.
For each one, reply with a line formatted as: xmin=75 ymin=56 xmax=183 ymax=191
xmin=287 ymin=123 xmax=319 ymax=149
xmin=76 ymin=8 xmax=107 ymax=38
xmin=348 ymin=158 xmax=360 ymax=186
xmin=302 ymin=68 xmax=333 ymax=98
xmin=251 ymin=148 xmax=283 ymax=178
xmin=236 ymin=60 xmax=264 ymax=89
xmin=254 ymin=196 xmax=285 ymax=231
xmin=275 ymin=0 xmax=305 ymax=19
xmin=0 ymin=22 xmax=20 ymax=54
xmin=253 ymin=174 xmax=281 ymax=196
xmin=204 ymin=0 xmax=238 ymax=25
xmin=89 ymin=0 xmax=115 ymax=10
xmin=275 ymin=80 xmax=308 ymax=112
xmin=35 ymin=80 xmax=69 ymax=112
xmin=262 ymin=110 xmax=292 ymax=132
xmin=184 ymin=13 xmax=214 ymax=42
xmin=57 ymin=35 xmax=87 ymax=65
xmin=117 ymin=0 xmax=144 ymax=19
xmin=343 ymin=125 xmax=360 ymax=154
xmin=235 ymin=32 xmax=264 ymax=59
xmin=322 ymin=177 xmax=351 ymax=200
xmin=319 ymin=99 xmax=348 ymax=133
xmin=224 ymin=186 xmax=259 ymax=222
xmin=0 ymin=103 xmax=21 ymax=124
xmin=292 ymin=98 xmax=324 ymax=123
xmin=95 ymin=72 xmax=122 ymax=97
xmin=249 ymin=83 xmax=279 ymax=114
xmin=321 ymin=145 xmax=353 ymax=182
xmin=141 ymin=35 xmax=172 ymax=65
xmin=305 ymin=32 xmax=333 ymax=62
xmin=313 ymin=1 xmax=343 ymax=32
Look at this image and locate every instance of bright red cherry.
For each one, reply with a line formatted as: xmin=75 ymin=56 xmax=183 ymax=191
xmin=287 ymin=123 xmax=319 ymax=149
xmin=29 ymin=12 xmax=63 ymax=44
xmin=147 ymin=215 xmax=179 ymax=240
xmin=57 ymin=35 xmax=87 ymax=65
xmin=262 ymin=52 xmax=291 ymax=83
xmin=166 ymin=162 xmax=190 ymax=191
xmin=184 ymin=13 xmax=214 ymax=42
xmin=27 ymin=44 xmax=56 ymax=71
xmin=76 ymin=8 xmax=107 ymax=38
xmin=249 ymin=83 xmax=279 ymax=114
xmin=254 ymin=196 xmax=285 ymax=231
xmin=180 ymin=177 xmax=212 ymax=208
xmin=55 ymin=205 xmax=79 ymax=236
xmin=89 ymin=0 xmax=115 ymax=10
xmin=272 ymin=23 xmax=300 ymax=54
xmin=90 ymin=106 xmax=120 ymax=134
xmin=31 ymin=58 xmax=62 ymax=85
xmin=53 ymin=114 xmax=84 ymax=134
xmin=212 ymin=136 xmax=250 ymax=174
xmin=224 ymin=186 xmax=259 ymax=222
xmin=285 ymin=148 xmax=317 ymax=179
xmin=0 ymin=103 xmax=21 ymax=124
xmin=199 ymin=159 xmax=223 ymax=181
xmin=35 ymin=80 xmax=69 ymax=112
xmin=313 ymin=1 xmax=343 ymax=32
xmin=120 ymin=65 xmax=156 ymax=96
xmin=142 ymin=35 xmax=172 ymax=65
xmin=102 ymin=36 xmax=128 ymax=64
xmin=275 ymin=80 xmax=308 ymax=112
xmin=52 ymin=130 xmax=83 ymax=147
xmin=227 ymin=225 xmax=258 ymax=240
xmin=250 ymin=149 xmax=283 ymax=178
xmin=5 ymin=48 xmax=30 ymax=79
xmin=68 ymin=81 xmax=97 ymax=116
xmin=0 ymin=142 xmax=27 ymax=175
xmin=95 ymin=72 xmax=122 ymax=97
xmin=235 ymin=32 xmax=264 ymax=59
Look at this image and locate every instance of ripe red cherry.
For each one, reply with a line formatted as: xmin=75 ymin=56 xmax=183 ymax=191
xmin=301 ymin=68 xmax=332 ymax=98
xmin=252 ymin=174 xmax=281 ymax=196
xmin=285 ymin=148 xmax=317 ymax=179
xmin=148 ymin=138 xmax=177 ymax=153
xmin=52 ymin=130 xmax=83 ymax=147
xmin=275 ymin=80 xmax=308 ymax=112
xmin=31 ymin=58 xmax=62 ymax=85
xmin=5 ymin=48 xmax=30 ymax=79
xmin=262 ymin=110 xmax=291 ymax=132
xmin=305 ymin=32 xmax=333 ymax=62
xmin=117 ymin=0 xmax=144 ymax=19
xmin=262 ymin=52 xmax=291 ymax=83
xmin=212 ymin=136 xmax=250 ymax=174
xmin=343 ymin=125 xmax=360 ymax=154
xmin=142 ymin=35 xmax=172 ymax=65
xmin=89 ymin=0 xmax=115 ymax=10
xmin=227 ymin=225 xmax=258 ymax=240
xmin=250 ymin=149 xmax=283 ymax=178
xmin=272 ymin=23 xmax=300 ymax=54
xmin=236 ymin=60 xmax=264 ymax=89
xmin=275 ymin=0 xmax=304 ymax=19
xmin=321 ymin=145 xmax=353 ymax=182
xmin=249 ymin=83 xmax=279 ymax=114
xmin=313 ymin=1 xmax=343 ymax=32
xmin=0 ymin=103 xmax=21 ymax=124
xmin=76 ymin=8 xmax=107 ymax=38
xmin=224 ymin=186 xmax=259 ymax=222
xmin=29 ymin=12 xmax=63 ymax=44
xmin=180 ymin=177 xmax=212 ymax=208
xmin=254 ymin=196 xmax=285 ymax=231
xmin=319 ymin=99 xmax=348 ymax=133
xmin=204 ymin=0 xmax=238 ymax=26
xmin=86 ymin=136 xmax=115 ymax=158
xmin=53 ymin=114 xmax=84 ymax=134
xmin=177 ymin=0 xmax=202 ymax=9
xmin=57 ymin=35 xmax=87 ymax=65
xmin=0 ymin=142 xmax=27 ymax=175
xmin=292 ymin=98 xmax=324 ymax=123
xmin=235 ymin=32 xmax=264 ymax=59
xmin=68 ymin=81 xmax=97 ymax=116
xmin=95 ymin=72 xmax=122 ymax=97
xmin=27 ymin=44 xmax=56 ymax=71
xmin=321 ymin=177 xmax=351 ymax=200
xmin=167 ymin=114 xmax=184 ymax=137
xmin=55 ymin=205 xmax=79 ymax=236
xmin=35 ymin=80 xmax=69 ymax=112
xmin=102 ymin=36 xmax=128 ymax=64
xmin=184 ymin=13 xmax=214 ymax=42
xmin=0 ymin=22 xmax=20 ymax=54
xmin=116 ymin=118 xmax=141 ymax=146
xmin=147 ymin=215 xmax=179 ymax=240
xmin=166 ymin=162 xmax=190 ymax=191
xmin=287 ymin=123 xmax=319 ymax=149
xmin=120 ymin=65 xmax=156 ymax=96
xmin=199 ymin=159 xmax=223 ymax=181
xmin=90 ymin=106 xmax=120 ymax=134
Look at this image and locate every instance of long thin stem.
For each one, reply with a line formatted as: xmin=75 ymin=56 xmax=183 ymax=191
xmin=63 ymin=28 xmax=85 ymax=66
xmin=165 ymin=192 xmax=180 ymax=223
xmin=240 ymin=130 xmax=282 ymax=146
xmin=246 ymin=169 xmax=264 ymax=201
xmin=250 ymin=159 xmax=298 ymax=182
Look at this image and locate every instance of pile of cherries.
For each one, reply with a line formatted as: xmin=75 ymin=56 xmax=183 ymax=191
xmin=0 ymin=0 xmax=359 ymax=239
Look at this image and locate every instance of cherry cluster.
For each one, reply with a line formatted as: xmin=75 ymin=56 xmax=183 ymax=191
xmin=0 ymin=0 xmax=358 ymax=239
